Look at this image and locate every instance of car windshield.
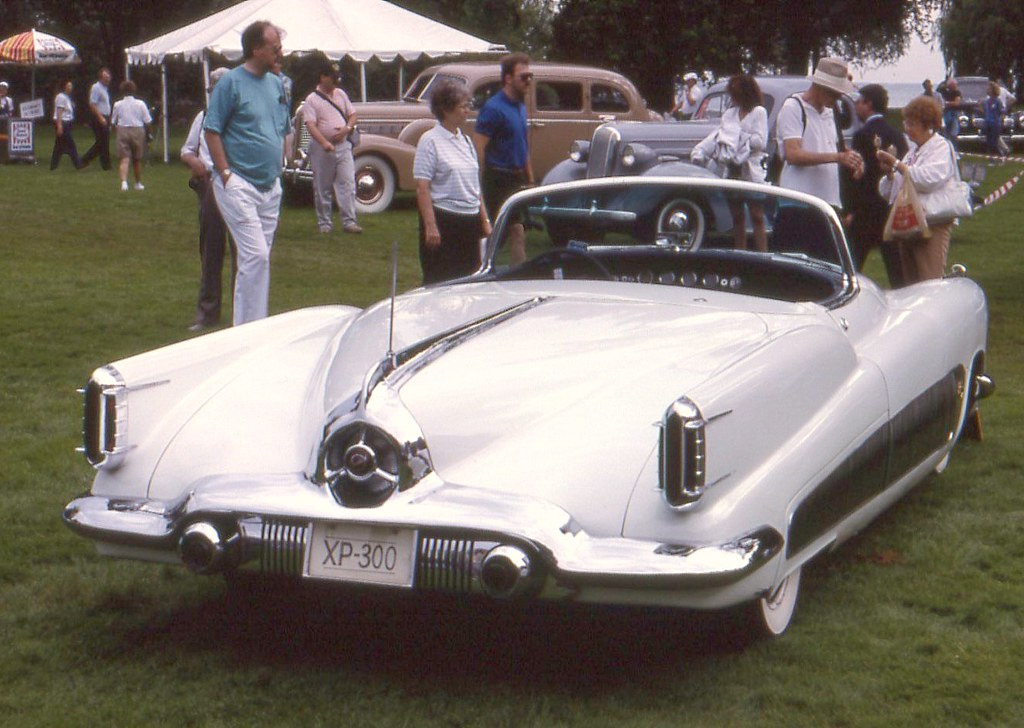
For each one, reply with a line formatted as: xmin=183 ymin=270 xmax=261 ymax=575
xmin=482 ymin=179 xmax=850 ymax=305
xmin=403 ymin=73 xmax=467 ymax=102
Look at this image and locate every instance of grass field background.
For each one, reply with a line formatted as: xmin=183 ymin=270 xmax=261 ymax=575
xmin=1 ymin=127 xmax=1022 ymax=727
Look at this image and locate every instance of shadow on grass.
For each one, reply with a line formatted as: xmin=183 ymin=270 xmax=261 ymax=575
xmin=98 ymin=574 xmax=762 ymax=694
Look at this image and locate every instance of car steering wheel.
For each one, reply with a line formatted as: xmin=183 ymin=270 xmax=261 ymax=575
xmin=528 ymin=248 xmax=616 ymax=281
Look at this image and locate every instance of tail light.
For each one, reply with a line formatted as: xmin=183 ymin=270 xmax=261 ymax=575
xmin=80 ymin=366 xmax=128 ymax=469
xmin=659 ymin=397 xmax=707 ymax=509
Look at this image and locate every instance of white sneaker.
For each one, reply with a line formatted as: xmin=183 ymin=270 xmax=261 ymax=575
xmin=120 ymin=181 xmax=128 ymax=192
xmin=133 ymin=182 xmax=145 ymax=191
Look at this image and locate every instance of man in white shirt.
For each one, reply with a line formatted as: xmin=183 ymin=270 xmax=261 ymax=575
xmin=110 ymin=80 xmax=152 ymax=191
xmin=181 ymin=67 xmax=233 ymax=331
xmin=81 ymin=68 xmax=112 ymax=170
xmin=670 ymin=72 xmax=703 ymax=119
xmin=775 ymin=57 xmax=863 ymax=208
xmin=0 ymin=81 xmax=13 ymax=119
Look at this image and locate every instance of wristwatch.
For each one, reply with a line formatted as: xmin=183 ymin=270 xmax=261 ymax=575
xmin=219 ymin=168 xmax=232 ymax=183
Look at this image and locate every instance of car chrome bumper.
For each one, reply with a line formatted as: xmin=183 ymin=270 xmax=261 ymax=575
xmin=64 ymin=473 xmax=782 ymax=594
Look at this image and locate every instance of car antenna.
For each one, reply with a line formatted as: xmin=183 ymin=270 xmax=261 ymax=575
xmin=386 ymin=239 xmax=399 ymax=370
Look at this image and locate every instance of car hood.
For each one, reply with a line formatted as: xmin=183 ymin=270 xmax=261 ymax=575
xmin=321 ymin=282 xmax=812 ymax=535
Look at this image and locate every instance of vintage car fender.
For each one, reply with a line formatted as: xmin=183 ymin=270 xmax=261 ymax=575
xmin=541 ymin=158 xmax=588 ymax=185
xmin=396 ymin=117 xmax=437 ymax=148
xmin=86 ymin=306 xmax=360 ymax=502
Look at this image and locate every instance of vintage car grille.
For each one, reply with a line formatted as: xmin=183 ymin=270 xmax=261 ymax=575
xmin=659 ymin=397 xmax=707 ymax=509
xmin=417 ymin=536 xmax=475 ymax=592
xmin=586 ymin=125 xmax=621 ymax=178
xmin=259 ymin=519 xmax=307 ymax=576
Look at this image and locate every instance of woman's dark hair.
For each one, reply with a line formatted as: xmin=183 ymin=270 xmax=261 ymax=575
xmin=726 ymin=74 xmax=763 ymax=113
xmin=120 ymin=80 xmax=136 ymax=96
xmin=430 ymin=80 xmax=470 ymax=121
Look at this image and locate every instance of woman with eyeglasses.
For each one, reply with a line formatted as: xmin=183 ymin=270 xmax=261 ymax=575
xmin=413 ymin=81 xmax=491 ymax=284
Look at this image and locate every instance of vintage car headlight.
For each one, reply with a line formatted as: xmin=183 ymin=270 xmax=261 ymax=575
xmin=620 ymin=143 xmax=656 ymax=171
xmin=80 ymin=365 xmax=129 ymax=469
xmin=658 ymin=396 xmax=707 ymax=509
xmin=569 ymin=140 xmax=591 ymax=163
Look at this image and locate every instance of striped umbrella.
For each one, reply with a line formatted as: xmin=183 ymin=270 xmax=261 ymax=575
xmin=0 ymin=29 xmax=79 ymax=99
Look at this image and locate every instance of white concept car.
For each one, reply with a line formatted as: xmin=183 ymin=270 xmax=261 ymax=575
xmin=65 ymin=177 xmax=992 ymax=638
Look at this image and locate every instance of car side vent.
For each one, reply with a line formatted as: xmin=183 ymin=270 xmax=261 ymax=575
xmin=659 ymin=397 xmax=707 ymax=509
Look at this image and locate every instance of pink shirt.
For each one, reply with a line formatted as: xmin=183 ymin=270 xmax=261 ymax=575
xmin=302 ymin=87 xmax=355 ymax=138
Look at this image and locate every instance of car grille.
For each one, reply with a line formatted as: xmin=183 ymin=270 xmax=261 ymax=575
xmin=417 ymin=536 xmax=475 ymax=592
xmin=259 ymin=519 xmax=307 ymax=575
xmin=586 ymin=125 xmax=620 ymax=178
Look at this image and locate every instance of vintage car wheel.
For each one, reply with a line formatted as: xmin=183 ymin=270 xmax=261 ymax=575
xmin=750 ymin=567 xmax=801 ymax=638
xmin=656 ymin=198 xmax=705 ymax=250
xmin=354 ymin=154 xmax=396 ymax=214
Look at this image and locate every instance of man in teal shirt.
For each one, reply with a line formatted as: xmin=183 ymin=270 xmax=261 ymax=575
xmin=205 ymin=20 xmax=290 ymax=325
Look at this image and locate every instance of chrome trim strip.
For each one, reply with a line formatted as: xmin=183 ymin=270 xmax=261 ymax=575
xmin=63 ymin=479 xmax=782 ymax=590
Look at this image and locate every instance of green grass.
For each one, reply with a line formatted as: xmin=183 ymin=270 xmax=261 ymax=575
xmin=2 ymin=126 xmax=1023 ymax=727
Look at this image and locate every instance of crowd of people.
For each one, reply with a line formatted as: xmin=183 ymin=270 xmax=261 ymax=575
xmin=689 ymin=57 xmax=978 ymax=290
xmin=0 ymin=24 xmax=1007 ymax=329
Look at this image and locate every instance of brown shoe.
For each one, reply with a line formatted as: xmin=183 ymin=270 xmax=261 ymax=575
xmin=343 ymin=224 xmax=363 ymax=234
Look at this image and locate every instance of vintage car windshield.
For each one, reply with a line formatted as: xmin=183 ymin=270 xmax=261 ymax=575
xmin=483 ymin=179 xmax=850 ymax=305
xmin=403 ymin=73 xmax=467 ymax=102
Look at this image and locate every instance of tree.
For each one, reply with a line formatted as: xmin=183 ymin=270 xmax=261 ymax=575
xmin=941 ymin=0 xmax=1024 ymax=95
xmin=394 ymin=0 xmax=557 ymax=56
xmin=550 ymin=0 xmax=941 ymax=110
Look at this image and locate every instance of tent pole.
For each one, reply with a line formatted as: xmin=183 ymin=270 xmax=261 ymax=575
xmin=31 ymin=69 xmax=35 ymax=100
xmin=398 ymin=61 xmax=403 ymax=100
xmin=125 ymin=61 xmax=131 ymax=81
xmin=202 ymin=52 xmax=211 ymax=108
xmin=161 ymin=62 xmax=169 ymax=163
xmin=360 ymin=62 xmax=367 ymax=102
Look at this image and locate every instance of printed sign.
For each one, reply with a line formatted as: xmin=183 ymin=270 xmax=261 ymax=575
xmin=19 ymin=99 xmax=44 ymax=120
xmin=9 ymin=120 xmax=34 ymax=154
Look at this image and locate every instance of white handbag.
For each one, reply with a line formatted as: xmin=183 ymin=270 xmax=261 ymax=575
xmin=921 ymin=142 xmax=974 ymax=224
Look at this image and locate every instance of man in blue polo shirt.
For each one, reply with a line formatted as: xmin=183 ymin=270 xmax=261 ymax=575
xmin=474 ymin=52 xmax=533 ymax=265
xmin=204 ymin=20 xmax=290 ymax=326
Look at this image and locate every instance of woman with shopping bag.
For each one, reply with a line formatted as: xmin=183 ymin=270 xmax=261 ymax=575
xmin=690 ymin=74 xmax=769 ymax=250
xmin=878 ymin=95 xmax=971 ymax=284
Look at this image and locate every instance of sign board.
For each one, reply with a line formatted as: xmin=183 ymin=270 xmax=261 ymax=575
xmin=9 ymin=119 xmax=34 ymax=155
xmin=19 ymin=99 xmax=44 ymax=120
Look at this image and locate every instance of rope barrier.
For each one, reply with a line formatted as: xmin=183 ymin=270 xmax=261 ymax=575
xmin=957 ymin=152 xmax=1024 ymax=210
xmin=960 ymin=151 xmax=1024 ymax=165
xmin=979 ymin=171 xmax=1023 ymax=208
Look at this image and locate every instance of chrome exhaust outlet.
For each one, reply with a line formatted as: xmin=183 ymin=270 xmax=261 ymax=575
xmin=480 ymin=545 xmax=536 ymax=599
xmin=179 ymin=522 xmax=241 ymax=574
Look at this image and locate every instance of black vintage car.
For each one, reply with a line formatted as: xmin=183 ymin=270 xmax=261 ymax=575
xmin=543 ymin=76 xmax=861 ymax=185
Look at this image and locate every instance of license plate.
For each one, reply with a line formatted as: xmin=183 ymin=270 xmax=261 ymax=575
xmin=305 ymin=523 xmax=417 ymax=587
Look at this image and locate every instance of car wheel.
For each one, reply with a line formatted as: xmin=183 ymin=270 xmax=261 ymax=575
xmin=354 ymin=154 xmax=396 ymax=214
xmin=749 ymin=567 xmax=801 ymax=638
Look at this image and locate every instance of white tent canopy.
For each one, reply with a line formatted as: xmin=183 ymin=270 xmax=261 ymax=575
xmin=126 ymin=0 xmax=505 ymax=161
xmin=126 ymin=0 xmax=505 ymax=65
